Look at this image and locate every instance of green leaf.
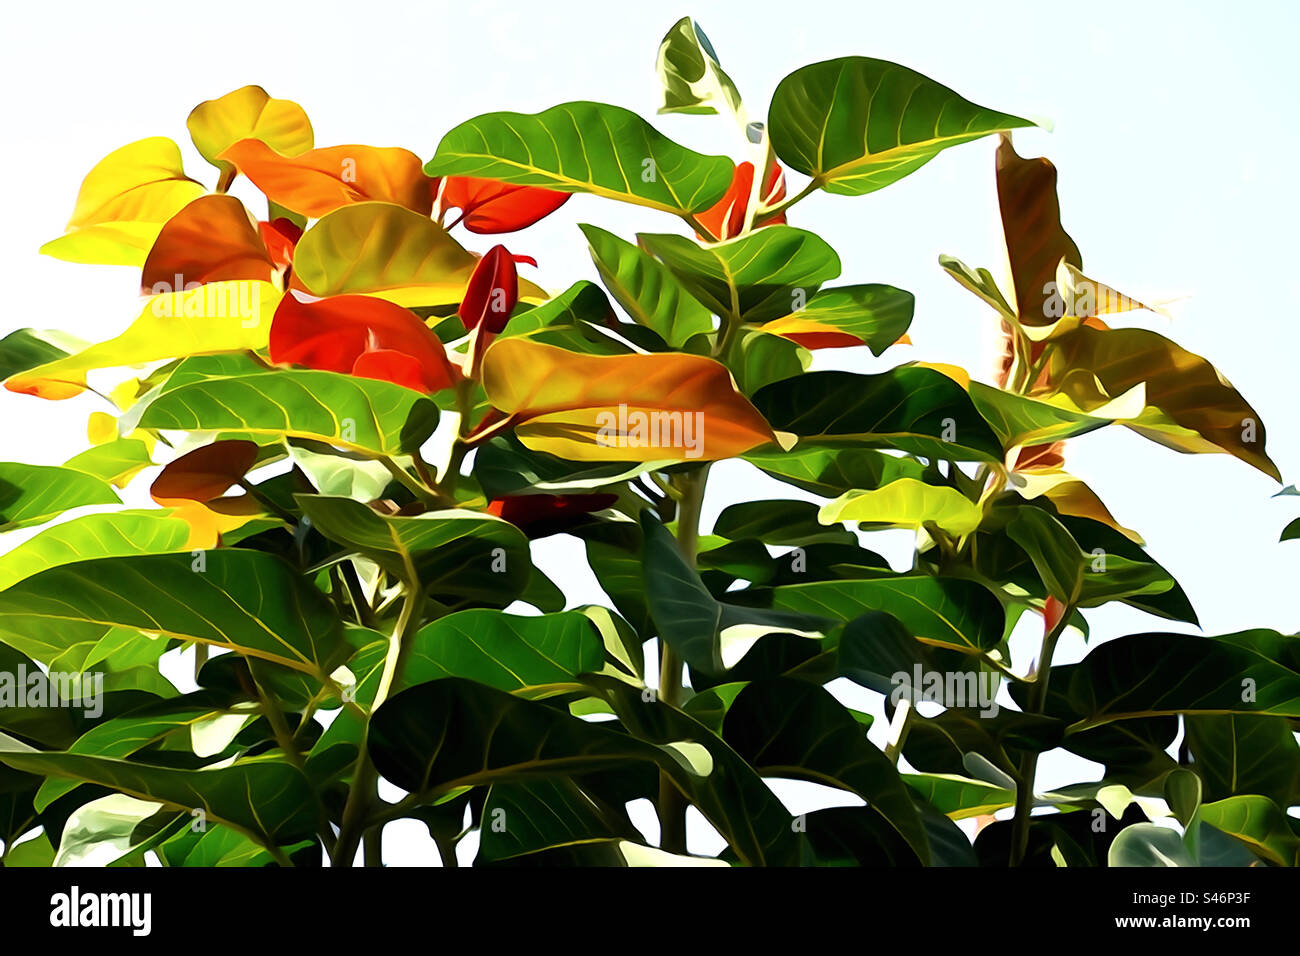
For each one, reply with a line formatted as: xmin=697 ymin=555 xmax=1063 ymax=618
xmin=0 ymin=551 xmax=346 ymax=677
xmin=969 ymin=382 xmax=1121 ymax=449
xmin=425 ymin=102 xmax=734 ymax=215
xmin=368 ymin=677 xmax=665 ymax=800
xmin=499 ymin=280 xmax=615 ymax=339
xmin=479 ymin=777 xmax=641 ymax=861
xmin=904 ymin=773 xmax=1016 ymax=819
xmin=579 ymin=224 xmax=714 ymax=347
xmin=1049 ymin=631 xmax=1300 ymax=732
xmin=1005 ymin=506 xmax=1172 ymax=607
xmin=639 ymin=226 xmax=840 ymax=323
xmin=296 ymin=495 xmax=531 ymax=604
xmin=753 ymin=368 xmax=1003 ymax=461
xmin=0 ymin=745 xmax=317 ymax=848
xmin=1196 ymin=795 xmax=1300 ymax=866
xmin=0 ymin=328 xmax=75 ymax=381
xmin=140 ymin=368 xmax=439 ymax=457
xmin=63 ymin=438 xmax=154 ymax=486
xmin=1184 ymin=715 xmax=1300 ymax=808
xmin=769 ymin=575 xmax=1005 ymax=653
xmin=769 ymin=56 xmax=1033 ymax=195
xmin=715 ymin=499 xmax=856 ymax=546
xmin=641 ymin=513 xmax=830 ymax=675
xmin=723 ymin=679 xmax=929 ymax=863
xmin=34 ymin=698 xmax=231 ymax=810
xmin=821 ymin=478 xmax=983 ymax=536
xmin=765 ymin=284 xmax=915 ymax=355
xmin=1108 ymin=823 xmax=1193 ymax=867
xmin=655 ymin=17 xmax=744 ymax=120
xmin=591 ymin=676 xmax=802 ymax=866
xmin=1281 ymin=516 xmax=1300 ymax=542
xmin=729 ymin=331 xmax=809 ymax=395
xmin=0 ymin=462 xmax=120 ymax=532
xmin=744 ymin=444 xmax=927 ymax=497
xmin=0 ymin=511 xmax=191 ymax=592
xmin=937 ymin=255 xmax=1015 ymax=319
xmin=406 ymin=610 xmax=604 ymax=698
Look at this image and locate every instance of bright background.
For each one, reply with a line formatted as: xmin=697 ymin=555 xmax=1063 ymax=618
xmin=3 ymin=0 xmax=1297 ymax=863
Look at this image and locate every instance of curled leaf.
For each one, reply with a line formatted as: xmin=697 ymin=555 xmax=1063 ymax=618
xmin=481 ymin=337 xmax=775 ymax=462
xmin=440 ymin=177 xmax=570 ymax=233
xmin=270 ymin=291 xmax=458 ymax=393
xmin=187 ymin=85 xmax=313 ymax=176
xmin=219 ymin=140 xmax=433 ymax=218
xmin=141 ymin=195 xmax=275 ymax=292
xmin=40 ymin=138 xmax=206 ymax=266
xmin=151 ymin=440 xmax=260 ymax=503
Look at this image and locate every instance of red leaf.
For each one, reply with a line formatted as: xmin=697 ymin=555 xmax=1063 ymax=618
xmin=270 ymin=291 xmax=458 ymax=393
xmin=351 ymin=348 xmax=428 ymax=392
xmin=441 ymin=176 xmax=570 ymax=234
xmin=458 ymin=245 xmax=518 ymax=335
xmin=258 ymin=218 xmax=302 ymax=270
xmin=486 ymin=493 xmax=618 ymax=537
xmin=778 ymin=330 xmax=864 ymax=350
xmin=1043 ymin=595 xmax=1067 ymax=634
xmin=696 ymin=161 xmax=788 ymax=242
xmin=151 ymin=439 xmax=260 ymax=503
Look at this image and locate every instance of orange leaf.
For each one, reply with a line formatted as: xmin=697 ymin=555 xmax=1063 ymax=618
xmin=258 ymin=218 xmax=301 ymax=269
xmin=219 ymin=140 xmax=433 ymax=218
xmin=141 ymin=195 xmax=275 ymax=293
xmin=695 ymin=161 xmax=786 ymax=241
xmin=440 ymin=176 xmax=570 ymax=233
xmin=151 ymin=439 xmax=260 ymax=503
xmin=481 ymin=337 xmax=775 ymax=462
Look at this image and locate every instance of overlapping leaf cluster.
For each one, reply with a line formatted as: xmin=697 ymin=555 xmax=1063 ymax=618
xmin=0 ymin=18 xmax=1292 ymax=868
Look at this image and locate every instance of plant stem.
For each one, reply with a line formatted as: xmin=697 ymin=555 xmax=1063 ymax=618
xmin=656 ymin=464 xmax=709 ymax=853
xmin=332 ymin=587 xmax=425 ymax=866
xmin=1008 ymin=608 xmax=1072 ymax=866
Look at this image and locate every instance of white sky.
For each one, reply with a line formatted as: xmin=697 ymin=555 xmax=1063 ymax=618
xmin=3 ymin=0 xmax=1297 ymax=864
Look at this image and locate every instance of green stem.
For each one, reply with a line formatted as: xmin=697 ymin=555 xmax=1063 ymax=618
xmin=656 ymin=465 xmax=709 ymax=853
xmin=1008 ymin=607 xmax=1072 ymax=866
xmin=332 ymin=587 xmax=425 ymax=866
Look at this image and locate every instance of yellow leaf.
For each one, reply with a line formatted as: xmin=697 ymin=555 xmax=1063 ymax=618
xmin=820 ymin=478 xmax=983 ymax=536
xmin=86 ymin=411 xmax=118 ymax=445
xmin=290 ymin=202 xmax=544 ymax=306
xmin=5 ymin=281 xmax=280 ymax=400
xmin=1013 ymin=469 xmax=1144 ymax=544
xmin=481 ymin=337 xmax=775 ymax=462
xmin=1041 ymin=325 xmax=1279 ymax=480
xmin=40 ymin=138 xmax=206 ymax=266
xmin=187 ymin=85 xmax=314 ymax=175
xmin=1055 ymin=260 xmax=1168 ymax=319
xmin=160 ymin=498 xmax=265 ymax=549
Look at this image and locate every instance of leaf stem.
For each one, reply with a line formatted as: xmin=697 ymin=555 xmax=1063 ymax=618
xmin=1008 ymin=606 xmax=1073 ymax=866
xmin=657 ymin=464 xmax=709 ymax=853
xmin=332 ymin=587 xmax=426 ymax=866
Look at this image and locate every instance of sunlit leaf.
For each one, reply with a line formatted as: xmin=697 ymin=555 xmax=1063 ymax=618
xmin=425 ymin=102 xmax=734 ymax=215
xmin=220 ymin=140 xmax=432 ymax=218
xmin=187 ymin=85 xmax=313 ymax=176
xmin=4 ymin=280 xmax=280 ymax=400
xmin=769 ymin=58 xmax=1033 ymax=195
xmin=481 ymin=337 xmax=775 ymax=462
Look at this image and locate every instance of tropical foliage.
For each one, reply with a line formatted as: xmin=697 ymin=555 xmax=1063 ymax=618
xmin=0 ymin=18 xmax=1292 ymax=868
